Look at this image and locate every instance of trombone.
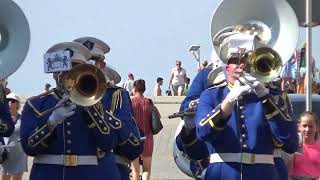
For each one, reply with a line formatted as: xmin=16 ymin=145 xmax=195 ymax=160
xmin=28 ymin=64 xmax=107 ymax=118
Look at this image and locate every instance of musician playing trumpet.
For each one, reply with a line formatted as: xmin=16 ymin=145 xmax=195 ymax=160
xmin=194 ymin=34 xmax=298 ymax=180
xmin=20 ymin=42 xmax=125 ymax=180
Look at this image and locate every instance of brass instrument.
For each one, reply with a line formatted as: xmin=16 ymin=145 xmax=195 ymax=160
xmin=210 ymin=0 xmax=299 ymax=83
xmin=28 ymin=64 xmax=107 ymax=117
xmin=65 ymin=63 xmax=107 ymax=107
xmin=246 ymin=47 xmax=282 ymax=83
xmin=0 ymin=0 xmax=30 ymax=80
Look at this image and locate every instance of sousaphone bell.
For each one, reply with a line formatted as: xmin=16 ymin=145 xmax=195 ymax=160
xmin=0 ymin=0 xmax=30 ymax=79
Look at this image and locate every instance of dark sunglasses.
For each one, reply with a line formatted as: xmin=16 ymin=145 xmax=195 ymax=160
xmin=176 ymin=63 xmax=181 ymax=66
xmin=227 ymin=57 xmax=248 ymax=65
xmin=8 ymin=99 xmax=18 ymax=103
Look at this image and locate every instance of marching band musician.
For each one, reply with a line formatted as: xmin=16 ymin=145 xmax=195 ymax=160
xmin=194 ymin=33 xmax=298 ymax=180
xmin=0 ymin=80 xmax=15 ymax=163
xmin=20 ymin=42 xmax=126 ymax=180
xmin=174 ymin=63 xmax=214 ymax=179
xmin=74 ymin=37 xmax=143 ymax=180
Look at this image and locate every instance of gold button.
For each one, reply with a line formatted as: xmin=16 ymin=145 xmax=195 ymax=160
xmin=241 ymin=134 xmax=246 ymax=138
xmin=66 ymin=150 xmax=71 ymax=154
xmin=240 ymin=115 xmax=245 ymax=119
xmin=67 ymin=122 xmax=71 ymax=126
xmin=30 ymin=139 xmax=34 ymax=143
xmin=93 ymin=112 xmax=98 ymax=117
xmin=242 ymin=144 xmax=248 ymax=148
xmin=41 ymin=131 xmax=45 ymax=135
xmin=239 ymin=106 xmax=244 ymax=110
xmin=67 ymin=131 xmax=71 ymax=135
xmin=103 ymin=127 xmax=108 ymax=131
xmin=99 ymin=120 xmax=103 ymax=124
xmin=67 ymin=140 xmax=72 ymax=144
xmin=115 ymin=121 xmax=119 ymax=126
xmin=108 ymin=117 xmax=112 ymax=120
xmin=35 ymin=135 xmax=39 ymax=139
xmin=241 ymin=124 xmax=246 ymax=129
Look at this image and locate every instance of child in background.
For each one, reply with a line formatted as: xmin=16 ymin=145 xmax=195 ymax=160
xmin=289 ymin=111 xmax=320 ymax=180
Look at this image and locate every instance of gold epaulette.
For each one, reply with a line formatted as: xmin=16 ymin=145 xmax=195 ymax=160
xmin=110 ymin=89 xmax=123 ymax=114
xmin=26 ymin=90 xmax=59 ymax=117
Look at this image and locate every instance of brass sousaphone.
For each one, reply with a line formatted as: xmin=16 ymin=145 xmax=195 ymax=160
xmin=210 ymin=0 xmax=299 ymax=83
xmin=0 ymin=0 xmax=30 ymax=80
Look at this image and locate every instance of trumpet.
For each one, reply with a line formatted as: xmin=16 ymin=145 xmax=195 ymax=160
xmin=28 ymin=64 xmax=107 ymax=117
xmin=246 ymin=47 xmax=282 ymax=83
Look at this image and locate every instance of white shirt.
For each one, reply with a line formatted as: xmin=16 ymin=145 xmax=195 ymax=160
xmin=122 ymin=79 xmax=134 ymax=95
xmin=171 ymin=67 xmax=186 ymax=86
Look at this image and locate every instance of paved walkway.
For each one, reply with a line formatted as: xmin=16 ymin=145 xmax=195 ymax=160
xmin=20 ymin=96 xmax=192 ymax=180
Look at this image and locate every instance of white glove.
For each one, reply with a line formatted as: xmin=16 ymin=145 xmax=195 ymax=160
xmin=226 ymin=80 xmax=253 ymax=103
xmin=48 ymin=94 xmax=76 ymax=128
xmin=237 ymin=73 xmax=257 ymax=84
xmin=252 ymin=80 xmax=269 ymax=98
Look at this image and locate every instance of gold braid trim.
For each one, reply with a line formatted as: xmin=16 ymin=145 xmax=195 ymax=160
xmin=0 ymin=85 xmax=4 ymax=103
xmin=110 ymin=89 xmax=123 ymax=114
xmin=86 ymin=102 xmax=110 ymax=134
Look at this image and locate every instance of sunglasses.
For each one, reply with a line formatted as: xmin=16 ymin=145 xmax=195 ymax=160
xmin=8 ymin=99 xmax=18 ymax=103
xmin=176 ymin=63 xmax=181 ymax=66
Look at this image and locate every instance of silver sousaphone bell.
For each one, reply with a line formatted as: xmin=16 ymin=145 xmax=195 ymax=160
xmin=0 ymin=0 xmax=30 ymax=80
xmin=210 ymin=0 xmax=299 ymax=83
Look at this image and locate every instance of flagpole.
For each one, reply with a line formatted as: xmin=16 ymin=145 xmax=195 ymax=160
xmin=306 ymin=0 xmax=312 ymax=111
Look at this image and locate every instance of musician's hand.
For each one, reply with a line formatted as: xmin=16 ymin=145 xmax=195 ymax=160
xmin=48 ymin=94 xmax=76 ymax=128
xmin=238 ymin=73 xmax=257 ymax=84
xmin=226 ymin=80 xmax=253 ymax=104
xmin=252 ymin=80 xmax=269 ymax=98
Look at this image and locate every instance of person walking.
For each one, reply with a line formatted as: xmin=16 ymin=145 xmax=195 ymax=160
xmin=131 ymin=79 xmax=160 ymax=180
xmin=123 ymin=73 xmax=134 ymax=96
xmin=169 ymin=60 xmax=187 ymax=96
xmin=0 ymin=93 xmax=27 ymax=180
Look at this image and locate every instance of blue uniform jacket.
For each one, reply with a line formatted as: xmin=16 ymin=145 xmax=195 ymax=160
xmin=20 ymin=92 xmax=121 ymax=180
xmin=176 ymin=67 xmax=212 ymax=178
xmin=0 ymin=97 xmax=15 ymax=145
xmin=180 ymin=67 xmax=211 ymax=112
xmin=195 ymin=84 xmax=298 ymax=180
xmin=101 ymin=87 xmax=143 ymax=180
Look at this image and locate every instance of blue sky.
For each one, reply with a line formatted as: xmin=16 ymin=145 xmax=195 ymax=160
xmin=7 ymin=0 xmax=320 ymax=96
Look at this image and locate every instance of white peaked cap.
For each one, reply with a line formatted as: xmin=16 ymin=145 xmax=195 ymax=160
xmin=46 ymin=42 xmax=91 ymax=64
xmin=6 ymin=92 xmax=20 ymax=102
xmin=73 ymin=37 xmax=110 ymax=61
xmin=102 ymin=66 xmax=121 ymax=85
xmin=219 ymin=34 xmax=258 ymax=62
